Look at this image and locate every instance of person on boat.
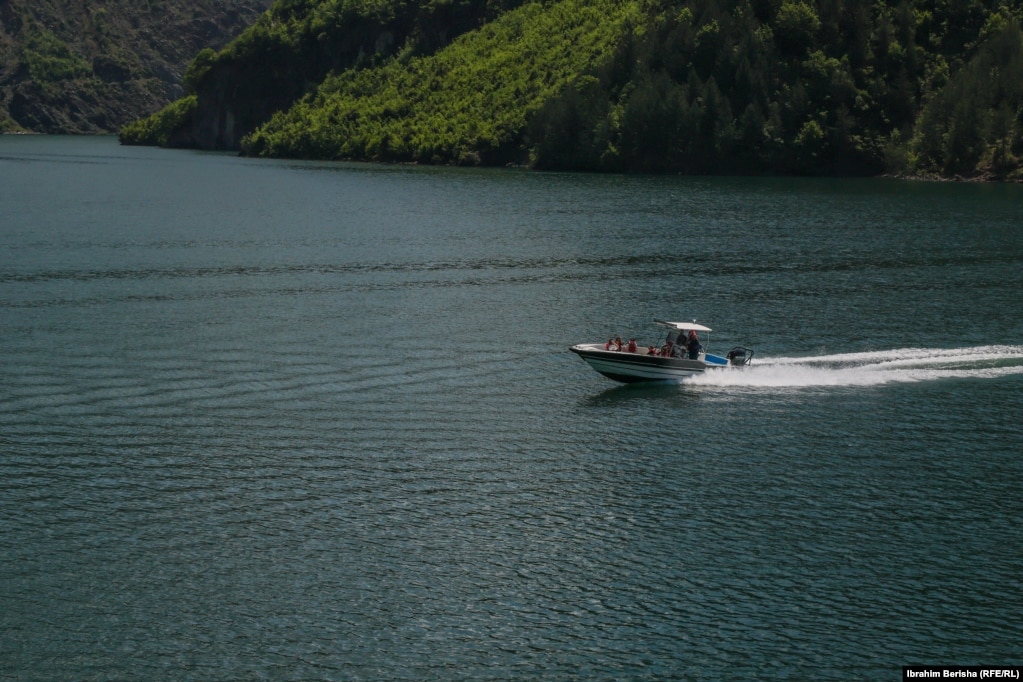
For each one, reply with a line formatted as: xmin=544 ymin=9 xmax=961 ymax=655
xmin=660 ymin=331 xmax=675 ymax=356
xmin=627 ymin=338 xmax=637 ymax=353
xmin=647 ymin=345 xmax=658 ymax=355
xmin=663 ymin=330 xmax=686 ymax=358
xmin=686 ymin=330 xmax=703 ymax=359
xmin=605 ymin=338 xmax=614 ymax=351
xmin=614 ymin=337 xmax=624 ymax=351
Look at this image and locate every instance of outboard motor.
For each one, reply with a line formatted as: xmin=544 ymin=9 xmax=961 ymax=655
xmin=727 ymin=346 xmax=755 ymax=366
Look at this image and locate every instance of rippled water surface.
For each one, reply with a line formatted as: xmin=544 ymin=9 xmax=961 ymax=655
xmin=2 ymin=136 xmax=1022 ymax=679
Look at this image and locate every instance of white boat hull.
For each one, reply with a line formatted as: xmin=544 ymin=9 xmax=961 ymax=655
xmin=569 ymin=344 xmax=723 ymax=383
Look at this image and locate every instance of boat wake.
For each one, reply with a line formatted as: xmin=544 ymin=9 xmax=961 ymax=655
xmin=686 ymin=345 xmax=1023 ymax=388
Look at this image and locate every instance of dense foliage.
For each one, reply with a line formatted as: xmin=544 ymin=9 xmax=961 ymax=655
xmin=19 ymin=31 xmax=93 ymax=83
xmin=122 ymin=0 xmax=527 ymax=149
xmin=118 ymin=96 xmax=198 ymax=147
xmin=241 ymin=0 xmax=641 ymax=163
xmin=526 ymin=0 xmax=1023 ymax=178
xmin=123 ymin=0 xmax=1023 ymax=180
xmin=903 ymin=14 xmax=1023 ymax=178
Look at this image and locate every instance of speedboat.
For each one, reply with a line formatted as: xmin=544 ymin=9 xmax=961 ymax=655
xmin=569 ymin=319 xmax=754 ymax=383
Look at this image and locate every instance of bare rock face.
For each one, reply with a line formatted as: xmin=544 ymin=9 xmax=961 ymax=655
xmin=0 ymin=0 xmax=272 ymax=134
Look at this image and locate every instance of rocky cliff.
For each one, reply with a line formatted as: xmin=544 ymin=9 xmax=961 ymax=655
xmin=0 ymin=0 xmax=272 ymax=134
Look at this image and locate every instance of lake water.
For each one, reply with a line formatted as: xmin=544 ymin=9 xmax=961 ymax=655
xmin=2 ymin=135 xmax=1022 ymax=680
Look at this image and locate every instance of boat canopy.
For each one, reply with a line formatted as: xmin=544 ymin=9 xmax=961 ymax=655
xmin=653 ymin=319 xmax=712 ymax=332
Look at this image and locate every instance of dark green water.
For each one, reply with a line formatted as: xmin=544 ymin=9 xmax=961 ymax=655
xmin=2 ymin=136 xmax=1022 ymax=680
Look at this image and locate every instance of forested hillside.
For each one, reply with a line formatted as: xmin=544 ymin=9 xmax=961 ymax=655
xmin=0 ymin=0 xmax=271 ymax=134
xmin=242 ymin=0 xmax=640 ymax=164
xmin=121 ymin=0 xmax=1023 ymax=180
xmin=118 ymin=0 xmax=526 ymax=149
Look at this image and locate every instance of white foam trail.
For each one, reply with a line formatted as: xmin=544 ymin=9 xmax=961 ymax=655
xmin=687 ymin=345 xmax=1023 ymax=388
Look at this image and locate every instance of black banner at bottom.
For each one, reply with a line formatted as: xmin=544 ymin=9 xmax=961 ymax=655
xmin=904 ymin=667 xmax=1021 ymax=681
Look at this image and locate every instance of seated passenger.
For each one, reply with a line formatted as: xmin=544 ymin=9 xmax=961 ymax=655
xmin=627 ymin=338 xmax=637 ymax=353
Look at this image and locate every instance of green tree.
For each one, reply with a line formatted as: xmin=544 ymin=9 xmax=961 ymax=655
xmin=183 ymin=48 xmax=217 ymax=95
xmin=775 ymin=1 xmax=820 ymax=57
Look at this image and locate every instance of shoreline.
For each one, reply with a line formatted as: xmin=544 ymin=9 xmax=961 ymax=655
xmin=6 ymin=132 xmax=1022 ymax=183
